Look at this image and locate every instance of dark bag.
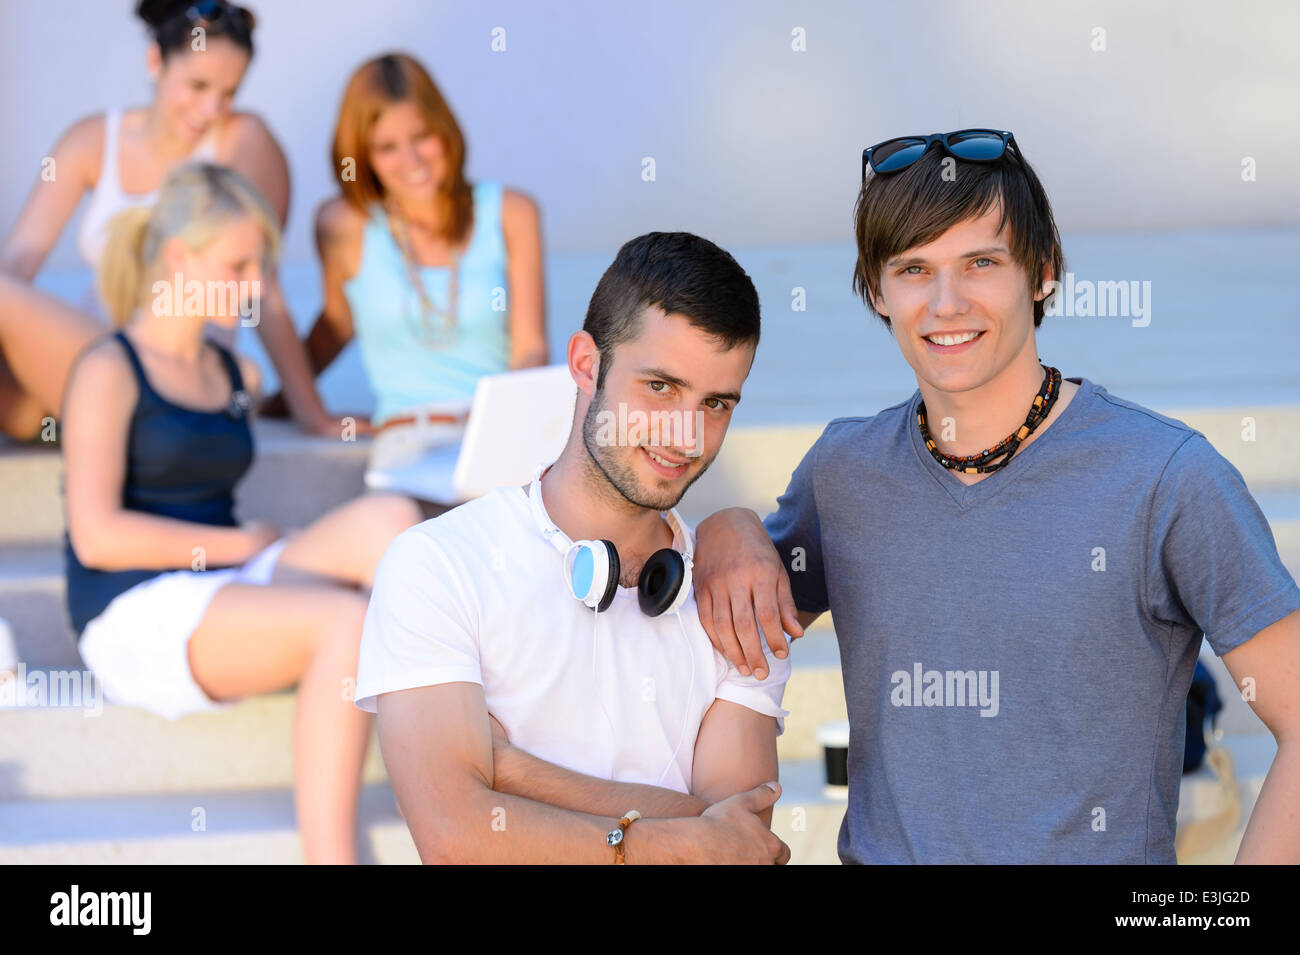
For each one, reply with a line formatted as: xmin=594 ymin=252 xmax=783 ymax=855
xmin=1183 ymin=659 xmax=1224 ymax=774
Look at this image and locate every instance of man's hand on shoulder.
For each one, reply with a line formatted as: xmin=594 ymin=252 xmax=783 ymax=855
xmin=694 ymin=507 xmax=808 ymax=677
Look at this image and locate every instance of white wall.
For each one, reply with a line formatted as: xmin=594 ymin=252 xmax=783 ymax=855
xmin=2 ymin=0 xmax=1297 ymax=271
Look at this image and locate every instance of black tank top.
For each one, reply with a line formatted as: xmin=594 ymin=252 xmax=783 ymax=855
xmin=64 ymin=330 xmax=256 ymax=637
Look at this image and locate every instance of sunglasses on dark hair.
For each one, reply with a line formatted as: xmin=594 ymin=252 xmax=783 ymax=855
xmin=861 ymin=129 xmax=1020 ymax=181
xmin=185 ymin=0 xmax=255 ymax=32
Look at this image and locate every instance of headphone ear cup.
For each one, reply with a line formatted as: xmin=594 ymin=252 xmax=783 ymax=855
xmin=667 ymin=553 xmax=693 ymax=617
xmin=637 ymin=548 xmax=685 ymax=617
xmin=567 ymin=539 xmax=619 ymax=612
xmin=594 ymin=539 xmax=620 ymax=613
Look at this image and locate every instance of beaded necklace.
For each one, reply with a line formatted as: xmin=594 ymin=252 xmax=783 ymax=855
xmin=917 ymin=365 xmax=1062 ymax=474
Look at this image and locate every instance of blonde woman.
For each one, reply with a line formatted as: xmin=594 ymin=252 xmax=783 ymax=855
xmin=263 ymin=52 xmax=547 ymax=506
xmin=0 ymin=0 xmax=347 ymax=440
xmin=60 ymin=163 xmax=420 ymax=864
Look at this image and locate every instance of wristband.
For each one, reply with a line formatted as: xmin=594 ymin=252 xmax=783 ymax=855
xmin=606 ymin=810 xmax=641 ymax=864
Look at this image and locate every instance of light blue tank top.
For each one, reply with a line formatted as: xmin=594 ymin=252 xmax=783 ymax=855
xmin=344 ymin=181 xmax=510 ymax=425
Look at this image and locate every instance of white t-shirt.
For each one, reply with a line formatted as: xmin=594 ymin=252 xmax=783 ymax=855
xmin=354 ymin=483 xmax=792 ymax=795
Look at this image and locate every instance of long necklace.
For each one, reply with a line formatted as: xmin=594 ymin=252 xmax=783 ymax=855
xmin=387 ymin=202 xmax=460 ymax=348
xmin=917 ymin=365 xmax=1062 ymax=474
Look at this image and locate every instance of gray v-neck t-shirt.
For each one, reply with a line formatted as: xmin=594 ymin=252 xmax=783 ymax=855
xmin=764 ymin=378 xmax=1300 ymax=863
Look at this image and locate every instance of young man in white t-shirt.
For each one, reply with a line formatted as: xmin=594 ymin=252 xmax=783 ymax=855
xmin=355 ymin=232 xmax=794 ymax=864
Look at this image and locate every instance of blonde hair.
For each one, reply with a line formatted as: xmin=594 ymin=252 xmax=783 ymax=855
xmin=98 ymin=162 xmax=281 ymax=327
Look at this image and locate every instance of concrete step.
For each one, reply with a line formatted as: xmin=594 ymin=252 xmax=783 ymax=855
xmin=3 ymin=407 xmax=1298 ymax=548
xmin=1254 ymin=487 xmax=1300 ymax=564
xmin=0 ymin=601 xmax=1269 ymax=866
xmin=0 ymin=544 xmax=79 ymax=669
xmin=0 ymin=741 xmax=1265 ymax=865
xmin=0 ymin=645 xmax=841 ymax=801
xmin=0 ymin=419 xmax=370 ymax=548
xmin=0 ymin=756 xmax=841 ymax=866
xmin=4 ymin=494 xmax=1296 ymax=671
xmin=0 ymin=689 xmax=389 ymax=801
xmin=0 ymin=556 xmax=1284 ymax=789
xmin=0 ymin=781 xmax=420 ymax=865
xmin=0 ymin=628 xmax=1271 ymax=802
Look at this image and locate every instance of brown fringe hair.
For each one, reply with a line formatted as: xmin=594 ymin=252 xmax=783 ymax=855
xmin=852 ymin=144 xmax=1065 ymax=329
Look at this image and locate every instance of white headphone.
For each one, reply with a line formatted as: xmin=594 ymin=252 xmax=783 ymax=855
xmin=526 ymin=461 xmax=698 ymax=786
xmin=527 ymin=464 xmax=695 ymax=616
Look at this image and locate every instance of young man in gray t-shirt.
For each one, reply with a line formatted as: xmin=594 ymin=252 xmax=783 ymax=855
xmin=692 ymin=130 xmax=1300 ymax=864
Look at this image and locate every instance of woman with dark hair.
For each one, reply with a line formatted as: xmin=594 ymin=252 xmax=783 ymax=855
xmin=0 ymin=0 xmax=349 ymax=440
xmin=264 ymin=51 xmax=547 ymax=508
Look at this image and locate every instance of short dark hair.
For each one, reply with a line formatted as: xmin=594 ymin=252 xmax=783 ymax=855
xmin=851 ymin=144 xmax=1065 ymax=328
xmin=584 ymin=232 xmax=761 ymax=391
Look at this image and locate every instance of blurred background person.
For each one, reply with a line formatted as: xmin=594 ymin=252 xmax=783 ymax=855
xmin=260 ymin=52 xmax=546 ymax=513
xmin=0 ymin=0 xmax=352 ymax=441
xmin=60 ymin=162 xmax=421 ymax=864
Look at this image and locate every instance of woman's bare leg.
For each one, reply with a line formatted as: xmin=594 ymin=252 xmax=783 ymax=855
xmin=0 ymin=354 xmax=47 ymax=440
xmin=273 ymin=491 xmax=423 ymax=589
xmin=187 ymin=582 xmax=373 ymax=864
xmin=0 ymin=274 xmax=105 ymax=438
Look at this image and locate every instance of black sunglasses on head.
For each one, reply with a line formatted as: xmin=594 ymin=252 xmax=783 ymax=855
xmin=185 ymin=0 xmax=255 ymax=32
xmin=861 ymin=129 xmax=1020 ymax=181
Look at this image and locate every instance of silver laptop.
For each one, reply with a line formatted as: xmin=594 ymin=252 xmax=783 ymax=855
xmin=369 ymin=364 xmax=576 ymax=505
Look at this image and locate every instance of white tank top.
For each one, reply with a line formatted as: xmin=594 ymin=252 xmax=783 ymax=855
xmin=76 ymin=107 xmax=221 ymax=270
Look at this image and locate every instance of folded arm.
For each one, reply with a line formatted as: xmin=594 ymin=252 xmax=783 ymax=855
xmin=491 ymin=718 xmax=709 ymax=818
xmin=488 ymin=694 xmax=781 ymax=827
xmin=379 ymin=681 xmax=704 ymax=863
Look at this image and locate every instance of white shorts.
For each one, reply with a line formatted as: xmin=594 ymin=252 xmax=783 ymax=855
xmin=78 ymin=537 xmax=291 ymax=721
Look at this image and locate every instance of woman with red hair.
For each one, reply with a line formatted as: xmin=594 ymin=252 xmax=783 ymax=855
xmin=266 ymin=52 xmax=548 ymax=511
